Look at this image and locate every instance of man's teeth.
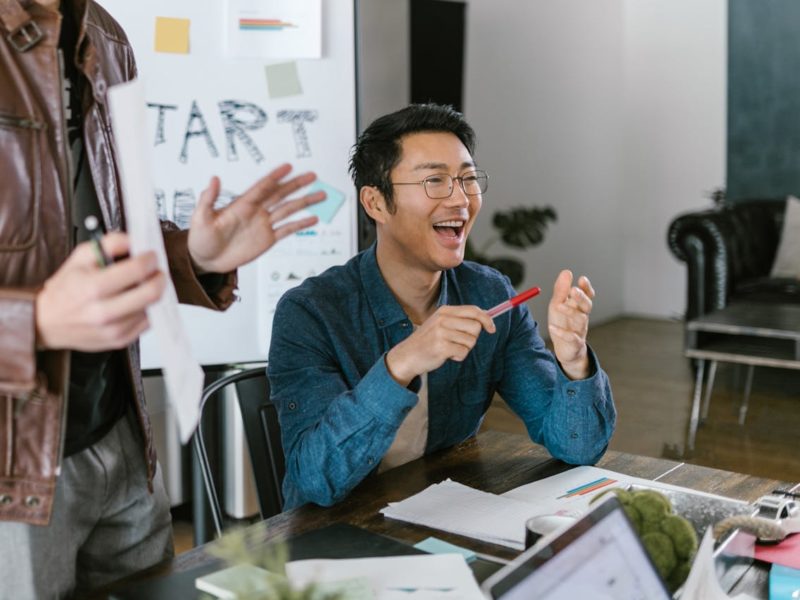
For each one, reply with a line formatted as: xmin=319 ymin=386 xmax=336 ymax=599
xmin=434 ymin=221 xmax=464 ymax=227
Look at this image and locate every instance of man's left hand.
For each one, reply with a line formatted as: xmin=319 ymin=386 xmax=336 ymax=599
xmin=187 ymin=163 xmax=325 ymax=274
xmin=547 ymin=269 xmax=595 ymax=380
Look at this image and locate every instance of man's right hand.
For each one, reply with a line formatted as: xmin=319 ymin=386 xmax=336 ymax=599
xmin=35 ymin=233 xmax=166 ymax=351
xmin=385 ymin=305 xmax=496 ymax=387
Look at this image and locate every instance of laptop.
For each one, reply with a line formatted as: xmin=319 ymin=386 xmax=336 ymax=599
xmin=481 ymin=495 xmax=673 ymax=600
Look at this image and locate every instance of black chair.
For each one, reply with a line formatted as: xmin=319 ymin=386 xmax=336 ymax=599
xmin=192 ymin=366 xmax=285 ymax=541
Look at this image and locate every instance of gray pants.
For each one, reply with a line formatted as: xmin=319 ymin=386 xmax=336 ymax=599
xmin=0 ymin=412 xmax=174 ymax=599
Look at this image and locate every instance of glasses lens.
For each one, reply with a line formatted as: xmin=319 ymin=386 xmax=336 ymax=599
xmin=462 ymin=171 xmax=488 ymax=195
xmin=424 ymin=174 xmax=454 ymax=199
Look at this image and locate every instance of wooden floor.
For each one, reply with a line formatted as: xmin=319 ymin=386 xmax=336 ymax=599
xmin=483 ymin=316 xmax=800 ymax=484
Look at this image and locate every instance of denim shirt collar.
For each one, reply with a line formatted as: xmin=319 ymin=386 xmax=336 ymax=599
xmin=360 ymin=243 xmax=450 ymax=329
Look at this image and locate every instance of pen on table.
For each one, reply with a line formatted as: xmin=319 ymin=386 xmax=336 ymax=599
xmin=84 ymin=215 xmax=112 ymax=267
xmin=486 ymin=285 xmax=541 ymax=319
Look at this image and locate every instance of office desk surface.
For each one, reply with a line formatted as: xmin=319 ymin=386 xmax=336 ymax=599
xmin=101 ymin=430 xmax=793 ymax=598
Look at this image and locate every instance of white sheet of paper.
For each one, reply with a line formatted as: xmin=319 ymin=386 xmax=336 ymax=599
xmin=680 ymin=529 xmax=758 ymax=600
xmin=501 ymin=465 xmax=748 ymax=521
xmin=380 ymin=479 xmax=537 ymax=550
xmin=107 ymin=79 xmax=204 ymax=444
xmin=286 ymin=554 xmax=484 ymax=600
xmin=225 ymin=0 xmax=322 ymax=59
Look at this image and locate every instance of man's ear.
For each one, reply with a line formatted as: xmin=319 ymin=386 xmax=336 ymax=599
xmin=360 ymin=186 xmax=390 ymax=224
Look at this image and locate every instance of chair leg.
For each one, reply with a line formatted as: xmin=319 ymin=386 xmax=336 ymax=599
xmin=739 ymin=365 xmax=755 ymax=425
xmin=700 ymin=360 xmax=718 ymax=422
xmin=688 ymin=359 xmax=705 ymax=452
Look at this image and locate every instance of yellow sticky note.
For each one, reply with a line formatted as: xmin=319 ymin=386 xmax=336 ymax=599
xmin=154 ymin=17 xmax=190 ymax=54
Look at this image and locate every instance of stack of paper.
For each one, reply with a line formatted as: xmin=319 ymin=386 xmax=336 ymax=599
xmin=286 ymin=553 xmax=485 ymax=600
xmin=380 ymin=479 xmax=537 ymax=550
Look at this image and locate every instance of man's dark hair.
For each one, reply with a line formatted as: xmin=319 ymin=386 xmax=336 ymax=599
xmin=349 ymin=103 xmax=476 ymax=213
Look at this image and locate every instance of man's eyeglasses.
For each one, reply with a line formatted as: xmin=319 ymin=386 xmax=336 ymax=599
xmin=391 ymin=170 xmax=489 ymax=200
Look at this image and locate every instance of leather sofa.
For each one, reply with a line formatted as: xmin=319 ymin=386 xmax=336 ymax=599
xmin=667 ymin=199 xmax=800 ymax=321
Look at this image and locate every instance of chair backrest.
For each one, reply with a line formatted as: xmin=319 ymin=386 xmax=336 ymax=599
xmin=192 ymin=366 xmax=285 ymax=539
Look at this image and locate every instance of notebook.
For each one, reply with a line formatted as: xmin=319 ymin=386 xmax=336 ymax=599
xmin=481 ymin=495 xmax=673 ymax=600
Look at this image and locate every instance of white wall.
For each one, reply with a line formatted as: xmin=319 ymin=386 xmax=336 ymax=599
xmin=621 ymin=1 xmax=726 ymax=318
xmin=464 ymin=0 xmax=627 ymax=324
xmin=463 ymin=0 xmax=727 ymax=321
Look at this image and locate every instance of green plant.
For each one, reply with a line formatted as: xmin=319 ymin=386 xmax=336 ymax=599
xmin=593 ymin=488 xmax=698 ymax=593
xmin=206 ymin=523 xmax=343 ymax=600
xmin=466 ymin=206 xmax=557 ymax=286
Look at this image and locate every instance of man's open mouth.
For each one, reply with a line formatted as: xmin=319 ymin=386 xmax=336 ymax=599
xmin=432 ymin=219 xmax=465 ymax=239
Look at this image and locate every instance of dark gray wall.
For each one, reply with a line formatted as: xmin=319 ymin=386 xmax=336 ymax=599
xmin=727 ymin=0 xmax=800 ymax=201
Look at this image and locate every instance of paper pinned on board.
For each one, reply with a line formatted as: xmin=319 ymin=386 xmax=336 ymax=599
xmin=107 ymin=78 xmax=204 ymax=444
xmin=225 ymin=0 xmax=322 ymax=59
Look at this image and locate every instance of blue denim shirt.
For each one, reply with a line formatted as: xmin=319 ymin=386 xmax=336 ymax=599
xmin=268 ymin=245 xmax=616 ymax=509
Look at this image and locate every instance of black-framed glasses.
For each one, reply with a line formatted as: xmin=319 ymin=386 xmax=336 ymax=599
xmin=391 ymin=170 xmax=489 ymax=199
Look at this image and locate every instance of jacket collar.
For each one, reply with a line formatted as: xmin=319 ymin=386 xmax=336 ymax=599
xmin=359 ymin=243 xmax=450 ymax=329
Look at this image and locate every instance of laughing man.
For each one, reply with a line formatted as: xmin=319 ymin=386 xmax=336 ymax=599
xmin=268 ymin=104 xmax=616 ymax=508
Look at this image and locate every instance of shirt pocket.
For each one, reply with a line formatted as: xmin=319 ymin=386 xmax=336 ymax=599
xmin=0 ymin=112 xmax=45 ymax=251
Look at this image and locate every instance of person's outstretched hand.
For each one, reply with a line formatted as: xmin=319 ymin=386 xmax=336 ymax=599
xmin=187 ymin=163 xmax=325 ymax=274
xmin=547 ymin=269 xmax=595 ymax=380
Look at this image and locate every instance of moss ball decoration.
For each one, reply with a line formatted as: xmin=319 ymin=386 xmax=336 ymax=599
xmin=591 ymin=488 xmax=698 ymax=592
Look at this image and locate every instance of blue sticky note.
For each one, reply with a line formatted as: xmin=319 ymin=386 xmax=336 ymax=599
xmin=306 ymin=180 xmax=345 ymax=224
xmin=414 ymin=536 xmax=477 ymax=563
xmin=770 ymin=564 xmax=800 ymax=600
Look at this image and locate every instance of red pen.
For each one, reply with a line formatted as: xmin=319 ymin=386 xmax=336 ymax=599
xmin=487 ymin=286 xmax=541 ymax=318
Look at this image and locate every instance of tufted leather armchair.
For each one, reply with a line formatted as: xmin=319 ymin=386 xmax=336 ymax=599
xmin=667 ymin=199 xmax=800 ymax=322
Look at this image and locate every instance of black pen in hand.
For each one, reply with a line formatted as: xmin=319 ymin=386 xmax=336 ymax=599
xmin=84 ymin=215 xmax=112 ymax=267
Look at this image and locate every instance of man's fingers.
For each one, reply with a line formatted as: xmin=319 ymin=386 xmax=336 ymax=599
xmin=91 ymin=252 xmax=160 ymax=298
xmin=71 ymin=233 xmax=130 ymax=268
xmin=92 ymin=271 xmax=166 ymax=324
xmin=273 ymin=216 xmax=320 ymax=242
xmin=269 ymin=191 xmax=326 ymax=222
xmin=240 ymin=167 xmax=317 ymax=208
xmin=577 ymin=275 xmax=595 ymax=299
xmin=551 ymin=269 xmax=573 ymax=304
xmin=566 ymin=285 xmax=593 ymax=314
xmin=438 ymin=305 xmax=496 ymax=334
xmin=194 ymin=176 xmax=221 ymax=225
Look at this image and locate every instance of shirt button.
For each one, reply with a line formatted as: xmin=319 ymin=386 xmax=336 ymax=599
xmin=401 ymin=322 xmax=409 ymax=328
xmin=402 ymin=406 xmax=411 ymax=414
xmin=367 ymin=457 xmax=374 ymax=465
xmin=570 ymin=432 xmax=579 ymax=439
xmin=566 ymin=389 xmax=577 ymax=398
xmin=288 ymin=401 xmax=297 ymax=410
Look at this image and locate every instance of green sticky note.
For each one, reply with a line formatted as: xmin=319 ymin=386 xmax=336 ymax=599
xmin=266 ymin=62 xmax=303 ymax=99
xmin=306 ymin=180 xmax=345 ymax=224
xmin=414 ymin=537 xmax=477 ymax=563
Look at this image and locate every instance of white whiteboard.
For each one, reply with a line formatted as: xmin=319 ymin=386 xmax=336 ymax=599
xmin=97 ymin=0 xmax=358 ymax=369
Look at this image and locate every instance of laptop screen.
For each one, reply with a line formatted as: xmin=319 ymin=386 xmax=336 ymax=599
xmin=484 ymin=496 xmax=672 ymax=600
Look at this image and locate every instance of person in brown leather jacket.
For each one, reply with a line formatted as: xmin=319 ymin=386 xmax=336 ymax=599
xmin=0 ymin=0 xmax=324 ymax=596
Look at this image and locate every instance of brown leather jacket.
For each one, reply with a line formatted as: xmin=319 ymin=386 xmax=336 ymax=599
xmin=0 ymin=0 xmax=236 ymax=525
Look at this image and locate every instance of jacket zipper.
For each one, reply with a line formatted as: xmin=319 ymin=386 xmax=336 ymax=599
xmin=0 ymin=115 xmax=46 ymax=130
xmin=55 ymin=48 xmax=75 ymax=475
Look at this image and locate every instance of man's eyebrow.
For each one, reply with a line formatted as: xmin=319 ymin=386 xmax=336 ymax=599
xmin=412 ymin=160 xmax=476 ymax=171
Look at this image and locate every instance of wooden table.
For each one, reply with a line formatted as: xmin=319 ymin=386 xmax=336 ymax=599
xmin=685 ymin=302 xmax=800 ymax=451
xmin=99 ymin=431 xmax=794 ymax=598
